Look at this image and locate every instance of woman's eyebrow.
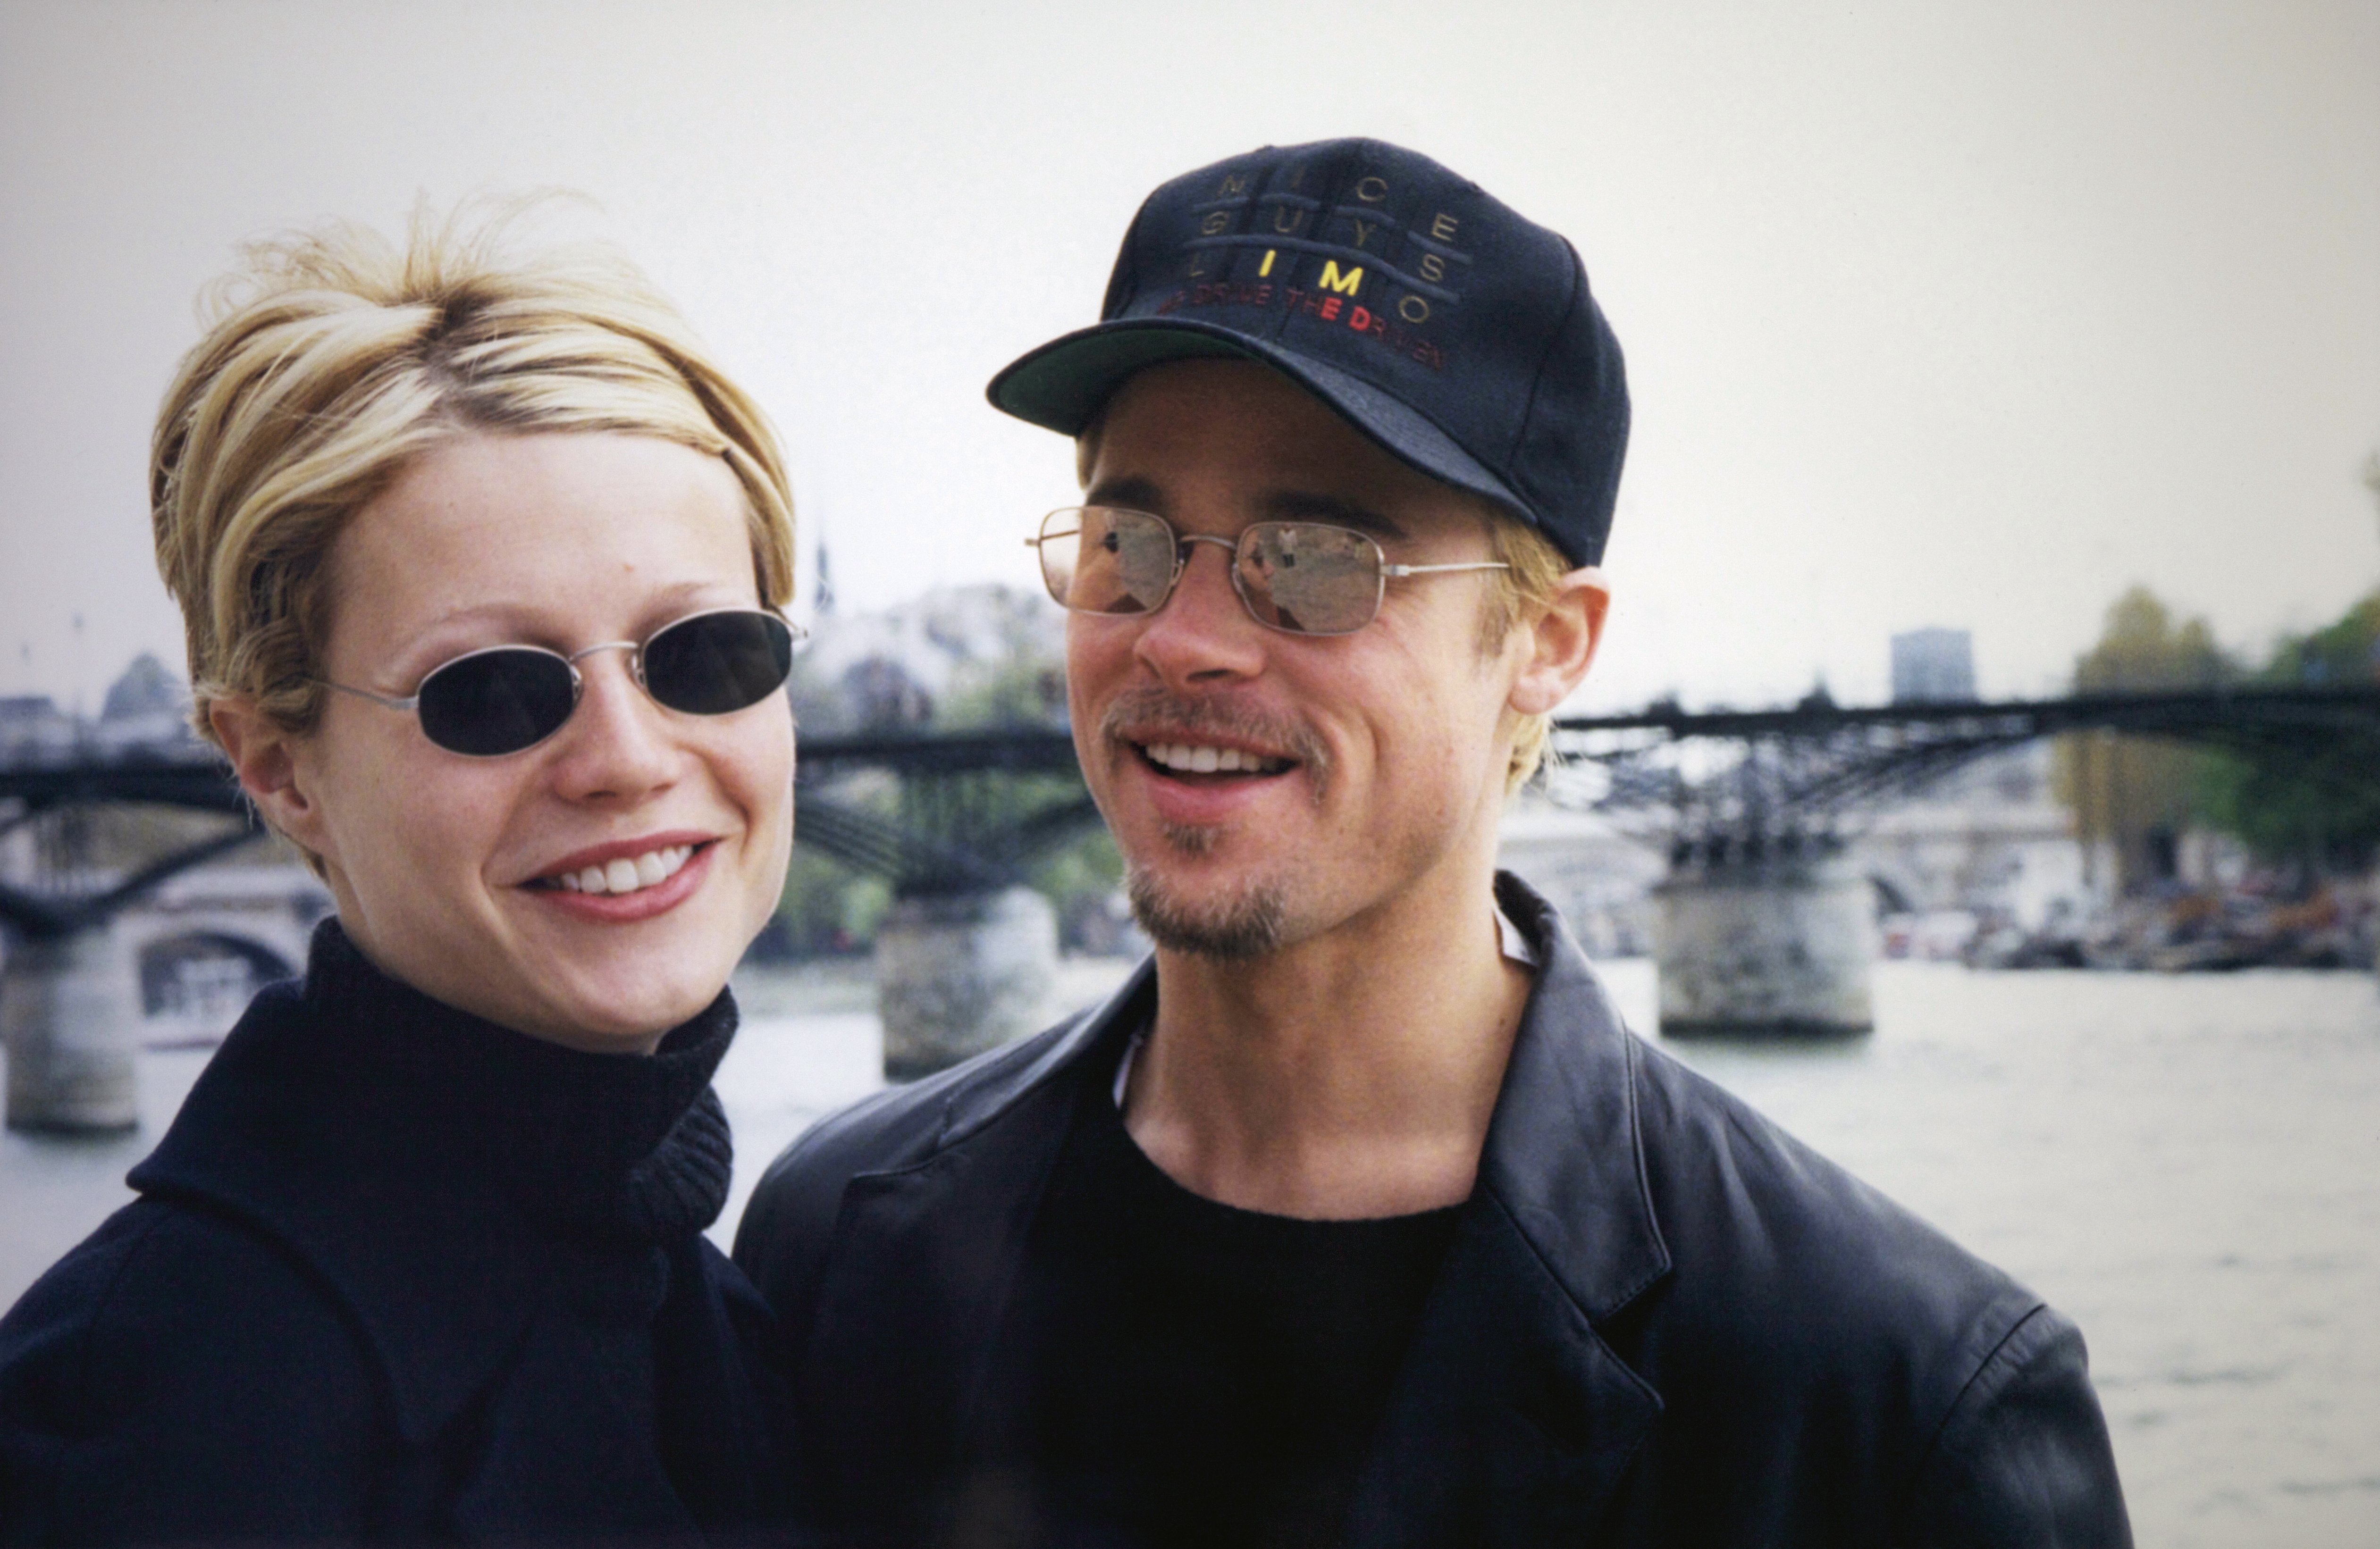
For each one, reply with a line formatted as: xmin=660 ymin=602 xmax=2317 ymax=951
xmin=399 ymin=581 xmax=741 ymax=653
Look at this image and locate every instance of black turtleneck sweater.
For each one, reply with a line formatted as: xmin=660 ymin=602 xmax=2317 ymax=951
xmin=0 ymin=920 xmax=790 ymax=1546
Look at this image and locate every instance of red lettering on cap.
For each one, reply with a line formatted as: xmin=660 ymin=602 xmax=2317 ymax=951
xmin=1320 ymin=297 xmax=1343 ymax=322
xmin=1348 ymin=305 xmax=1371 ymax=331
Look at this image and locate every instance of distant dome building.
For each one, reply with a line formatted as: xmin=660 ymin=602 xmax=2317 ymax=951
xmin=101 ymin=652 xmax=186 ymax=721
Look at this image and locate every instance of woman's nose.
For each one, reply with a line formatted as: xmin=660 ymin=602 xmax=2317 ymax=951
xmin=548 ymin=651 xmax=679 ymax=802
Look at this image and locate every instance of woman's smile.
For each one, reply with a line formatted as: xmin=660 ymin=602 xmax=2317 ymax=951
xmin=522 ymin=832 xmax=721 ymax=924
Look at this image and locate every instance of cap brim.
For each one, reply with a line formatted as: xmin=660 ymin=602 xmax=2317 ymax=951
xmin=987 ymin=319 xmax=1539 ymax=536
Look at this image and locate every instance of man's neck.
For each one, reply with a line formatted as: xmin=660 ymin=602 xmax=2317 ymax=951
xmin=1123 ymin=865 xmax=1533 ymax=1221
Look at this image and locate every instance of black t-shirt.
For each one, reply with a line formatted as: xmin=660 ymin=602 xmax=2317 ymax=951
xmin=985 ymin=1032 xmax=1463 ymax=1549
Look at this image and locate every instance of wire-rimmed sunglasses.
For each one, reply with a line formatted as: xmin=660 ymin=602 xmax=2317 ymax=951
xmin=1026 ymin=506 xmax=1510 ymax=638
xmin=316 ymin=607 xmax=801 ymax=757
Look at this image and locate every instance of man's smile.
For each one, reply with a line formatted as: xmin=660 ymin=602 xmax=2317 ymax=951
xmin=1134 ymin=741 xmax=1296 ymax=778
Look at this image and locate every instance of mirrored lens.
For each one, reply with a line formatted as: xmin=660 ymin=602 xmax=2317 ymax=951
xmin=415 ymin=650 xmax=580 ymax=756
xmin=1040 ymin=507 xmax=1179 ymax=616
xmin=1236 ymin=523 xmax=1384 ymax=635
xmin=642 ymin=611 xmax=795 ymax=715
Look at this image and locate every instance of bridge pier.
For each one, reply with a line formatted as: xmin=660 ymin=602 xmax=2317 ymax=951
xmin=1654 ymin=840 xmax=1875 ymax=1038
xmin=876 ymin=885 xmax=1058 ymax=1081
xmin=3 ymin=925 xmax=141 ymax=1132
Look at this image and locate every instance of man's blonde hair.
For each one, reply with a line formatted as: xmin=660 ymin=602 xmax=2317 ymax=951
xmin=1480 ymin=512 xmax=1572 ymax=792
xmin=151 ymin=199 xmax=795 ymax=746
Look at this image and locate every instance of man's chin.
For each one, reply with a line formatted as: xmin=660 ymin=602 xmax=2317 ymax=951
xmin=1126 ymin=864 xmax=1289 ymax=961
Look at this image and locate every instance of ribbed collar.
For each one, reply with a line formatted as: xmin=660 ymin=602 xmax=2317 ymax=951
xmin=290 ymin=919 xmax=737 ymax=1242
xmin=129 ymin=918 xmax=743 ymax=1442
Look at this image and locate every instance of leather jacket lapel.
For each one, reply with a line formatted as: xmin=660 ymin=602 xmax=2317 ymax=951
xmin=799 ymin=971 xmax=1152 ymax=1542
xmin=1343 ymin=877 xmax=1674 ymax=1545
xmin=1344 ymin=1198 xmax=1661 ymax=1548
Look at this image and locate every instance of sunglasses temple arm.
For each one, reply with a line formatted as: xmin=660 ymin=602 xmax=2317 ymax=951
xmin=315 ymin=679 xmax=419 ymax=712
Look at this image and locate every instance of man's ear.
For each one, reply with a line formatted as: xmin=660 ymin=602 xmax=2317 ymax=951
xmin=1508 ymin=568 xmax=1611 ymax=716
xmin=209 ymin=696 xmax=332 ymax=861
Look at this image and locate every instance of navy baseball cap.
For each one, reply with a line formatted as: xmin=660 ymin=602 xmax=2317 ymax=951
xmin=987 ymin=137 xmax=1629 ymax=568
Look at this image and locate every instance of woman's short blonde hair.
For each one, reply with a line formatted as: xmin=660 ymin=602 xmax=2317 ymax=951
xmin=152 ymin=199 xmax=795 ymax=746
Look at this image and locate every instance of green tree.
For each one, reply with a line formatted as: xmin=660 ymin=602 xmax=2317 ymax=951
xmin=2195 ymin=587 xmax=2380 ymax=871
xmin=2053 ymin=586 xmax=2233 ymax=895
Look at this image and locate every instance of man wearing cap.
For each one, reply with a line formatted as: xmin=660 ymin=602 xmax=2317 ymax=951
xmin=737 ymin=139 xmax=2128 ymax=1548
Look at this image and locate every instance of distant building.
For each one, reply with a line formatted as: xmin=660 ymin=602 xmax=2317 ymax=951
xmin=0 ymin=694 xmax=73 ymax=760
xmin=1891 ymin=628 xmax=1976 ymax=703
xmin=101 ymin=652 xmax=185 ymax=721
xmin=789 ymin=582 xmax=1063 ymax=736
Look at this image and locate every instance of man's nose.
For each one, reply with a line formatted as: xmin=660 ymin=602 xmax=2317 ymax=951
xmin=1135 ymin=535 xmax=1266 ymax=687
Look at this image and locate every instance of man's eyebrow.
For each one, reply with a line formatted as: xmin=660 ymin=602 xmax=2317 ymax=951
xmin=1263 ymin=492 xmax=1408 ymax=542
xmin=1084 ymin=474 xmax=1165 ymax=512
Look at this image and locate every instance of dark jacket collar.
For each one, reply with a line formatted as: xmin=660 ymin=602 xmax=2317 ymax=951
xmin=926 ymin=872 xmax=1672 ymax=1326
xmin=1480 ymin=871 xmax=1673 ymax=1321
xmin=1336 ymin=875 xmax=1668 ymax=1542
xmin=816 ymin=872 xmax=1671 ymax=1545
xmin=128 ymin=920 xmax=738 ymax=1444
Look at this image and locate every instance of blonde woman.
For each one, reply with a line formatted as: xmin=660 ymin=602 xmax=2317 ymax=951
xmin=0 ymin=209 xmax=800 ymax=1542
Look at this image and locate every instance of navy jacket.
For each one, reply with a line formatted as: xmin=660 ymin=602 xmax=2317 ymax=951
xmin=0 ymin=923 xmax=789 ymax=1545
xmin=735 ymin=874 xmax=2129 ymax=1547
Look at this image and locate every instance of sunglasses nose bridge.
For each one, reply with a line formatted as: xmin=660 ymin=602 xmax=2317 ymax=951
xmin=563 ymin=638 xmax=645 ymax=691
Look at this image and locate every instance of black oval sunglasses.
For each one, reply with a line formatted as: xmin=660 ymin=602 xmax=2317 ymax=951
xmin=316 ymin=607 xmax=800 ymax=758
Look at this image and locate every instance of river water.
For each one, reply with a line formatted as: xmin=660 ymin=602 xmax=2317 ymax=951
xmin=5 ymin=960 xmax=2375 ymax=1547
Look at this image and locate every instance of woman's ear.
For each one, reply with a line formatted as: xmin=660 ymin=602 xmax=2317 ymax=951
xmin=209 ymin=696 xmax=331 ymax=860
xmin=1508 ymin=567 xmax=1611 ymax=716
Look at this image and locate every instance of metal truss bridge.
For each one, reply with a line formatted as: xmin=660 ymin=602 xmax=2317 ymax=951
xmin=4 ymin=683 xmax=2375 ymax=938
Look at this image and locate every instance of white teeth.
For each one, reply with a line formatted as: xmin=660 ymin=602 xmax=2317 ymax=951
xmin=1144 ymin=742 xmax=1288 ymax=775
xmin=553 ymin=845 xmax=696 ymax=896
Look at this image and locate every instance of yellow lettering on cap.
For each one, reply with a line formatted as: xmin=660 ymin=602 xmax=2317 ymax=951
xmin=1348 ymin=218 xmax=1376 ymax=249
xmin=1354 ymin=176 xmax=1389 ymax=203
xmin=1398 ymin=295 xmax=1430 ymax=324
xmin=1317 ymin=260 xmax=1364 ymax=295
xmin=1201 ymin=210 xmax=1231 ymax=236
xmin=1259 ymin=250 xmax=1277 ymax=277
xmin=1430 ymin=212 xmax=1460 ymax=242
xmin=1219 ymin=173 xmax=1249 ymax=196
xmin=1417 ymin=252 xmax=1446 ymax=284
xmin=1272 ymin=205 xmax=1307 ymax=235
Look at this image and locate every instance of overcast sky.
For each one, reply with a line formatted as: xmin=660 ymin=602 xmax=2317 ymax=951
xmin=3 ymin=0 xmax=2374 ymax=715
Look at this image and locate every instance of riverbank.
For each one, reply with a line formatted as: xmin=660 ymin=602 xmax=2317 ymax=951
xmin=4 ymin=961 xmax=2375 ymax=1546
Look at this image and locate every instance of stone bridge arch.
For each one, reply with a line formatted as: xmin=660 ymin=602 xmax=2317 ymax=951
xmin=113 ymin=868 xmax=328 ymax=1043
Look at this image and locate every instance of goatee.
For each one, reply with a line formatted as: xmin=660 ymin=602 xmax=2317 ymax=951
xmin=1126 ymin=861 xmax=1288 ymax=960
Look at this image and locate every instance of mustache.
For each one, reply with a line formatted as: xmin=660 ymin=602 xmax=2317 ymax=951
xmin=1097 ymin=689 xmax=1333 ymax=785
